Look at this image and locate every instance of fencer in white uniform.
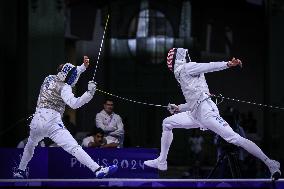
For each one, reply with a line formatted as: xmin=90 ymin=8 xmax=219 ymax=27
xmin=13 ymin=56 xmax=118 ymax=179
xmin=144 ymin=48 xmax=281 ymax=179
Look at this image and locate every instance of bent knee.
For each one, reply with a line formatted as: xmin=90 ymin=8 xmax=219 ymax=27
xmin=26 ymin=137 xmax=38 ymax=148
xmin=162 ymin=118 xmax=172 ymax=131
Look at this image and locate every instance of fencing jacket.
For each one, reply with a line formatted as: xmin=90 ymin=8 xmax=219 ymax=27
xmin=175 ymin=61 xmax=229 ymax=112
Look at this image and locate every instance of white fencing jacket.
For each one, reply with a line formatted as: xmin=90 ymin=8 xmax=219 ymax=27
xmin=36 ymin=64 xmax=92 ymax=116
xmin=175 ymin=61 xmax=229 ymax=112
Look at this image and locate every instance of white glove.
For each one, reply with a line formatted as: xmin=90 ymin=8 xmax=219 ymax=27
xmin=88 ymin=81 xmax=97 ymax=96
xmin=167 ymin=103 xmax=179 ymax=114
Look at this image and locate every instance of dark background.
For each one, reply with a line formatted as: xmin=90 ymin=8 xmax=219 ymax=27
xmin=1 ymin=0 xmax=284 ymax=178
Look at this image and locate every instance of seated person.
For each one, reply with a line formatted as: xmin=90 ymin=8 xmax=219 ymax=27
xmin=81 ymin=128 xmax=119 ymax=148
xmin=95 ymin=98 xmax=124 ymax=148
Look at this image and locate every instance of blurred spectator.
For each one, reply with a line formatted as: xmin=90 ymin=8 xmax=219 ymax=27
xmin=242 ymin=111 xmax=257 ymax=133
xmin=188 ymin=129 xmax=204 ymax=178
xmin=81 ymin=128 xmax=119 ymax=148
xmin=213 ymin=106 xmax=247 ymax=178
xmin=189 ymin=130 xmax=204 ymax=158
xmin=96 ymin=98 xmax=124 ymax=148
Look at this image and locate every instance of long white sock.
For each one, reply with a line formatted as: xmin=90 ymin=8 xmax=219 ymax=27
xmin=159 ymin=130 xmax=173 ymax=163
xmin=18 ymin=139 xmax=36 ymax=171
xmin=238 ymin=137 xmax=271 ymax=165
xmin=71 ymin=147 xmax=100 ymax=172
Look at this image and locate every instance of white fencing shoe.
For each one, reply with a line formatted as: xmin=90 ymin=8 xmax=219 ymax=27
xmin=95 ymin=165 xmax=118 ymax=179
xmin=144 ymin=158 xmax=167 ymax=171
xmin=267 ymin=160 xmax=281 ymax=180
xmin=13 ymin=169 xmax=27 ymax=179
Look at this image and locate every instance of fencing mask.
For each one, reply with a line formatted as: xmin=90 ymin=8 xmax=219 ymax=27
xmin=167 ymin=48 xmax=191 ymax=72
xmin=57 ymin=63 xmax=80 ymax=87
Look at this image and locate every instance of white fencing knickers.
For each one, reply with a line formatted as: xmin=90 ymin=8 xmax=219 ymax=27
xmin=159 ymin=99 xmax=271 ymax=167
xmin=18 ymin=108 xmax=100 ymax=173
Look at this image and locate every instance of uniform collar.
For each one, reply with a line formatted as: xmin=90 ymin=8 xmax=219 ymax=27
xmin=102 ymin=109 xmax=114 ymax=117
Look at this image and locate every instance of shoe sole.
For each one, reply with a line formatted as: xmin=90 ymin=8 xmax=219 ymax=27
xmin=96 ymin=166 xmax=118 ymax=179
xmin=108 ymin=165 xmax=118 ymax=175
xmin=157 ymin=166 xmax=167 ymax=171
xmin=144 ymin=162 xmax=157 ymax=169
xmin=272 ymin=171 xmax=281 ymax=180
xmin=144 ymin=162 xmax=167 ymax=171
xmin=13 ymin=177 xmax=24 ymax=179
xmin=13 ymin=174 xmax=25 ymax=179
xmin=96 ymin=172 xmax=105 ymax=179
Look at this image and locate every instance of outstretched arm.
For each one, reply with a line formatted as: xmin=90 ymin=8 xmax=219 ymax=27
xmin=184 ymin=57 xmax=242 ymax=75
